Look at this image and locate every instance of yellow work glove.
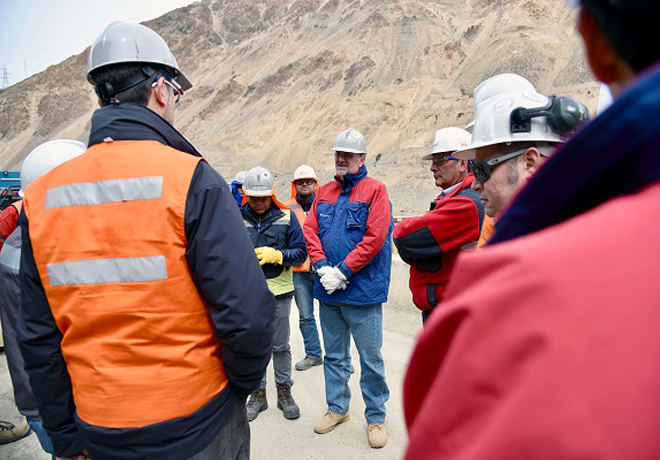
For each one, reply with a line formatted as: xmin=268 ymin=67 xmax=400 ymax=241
xmin=255 ymin=246 xmax=284 ymax=265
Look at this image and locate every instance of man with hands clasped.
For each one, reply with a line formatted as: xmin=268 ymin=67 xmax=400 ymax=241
xmin=304 ymin=128 xmax=393 ymax=449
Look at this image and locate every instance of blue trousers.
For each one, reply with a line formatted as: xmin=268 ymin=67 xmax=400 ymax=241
xmin=319 ymin=301 xmax=389 ymax=423
xmin=293 ymin=272 xmax=322 ymax=360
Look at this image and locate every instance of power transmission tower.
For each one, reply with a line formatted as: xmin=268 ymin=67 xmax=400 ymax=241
xmin=1 ymin=64 xmax=10 ymax=89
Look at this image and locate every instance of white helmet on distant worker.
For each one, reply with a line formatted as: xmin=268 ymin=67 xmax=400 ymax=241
xmin=422 ymin=127 xmax=472 ymax=159
xmin=20 ymin=139 xmax=86 ymax=192
xmin=332 ymin=129 xmax=367 ymax=154
xmin=243 ymin=166 xmax=274 ymax=197
xmin=454 ymin=90 xmax=567 ymax=159
xmin=473 ymin=74 xmax=536 ymax=109
xmin=292 ymin=164 xmax=318 ymax=182
xmin=87 ymin=21 xmax=192 ymax=90
xmin=233 ymin=170 xmax=247 ymax=184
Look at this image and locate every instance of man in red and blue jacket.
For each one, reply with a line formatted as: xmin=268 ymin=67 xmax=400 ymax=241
xmin=393 ymin=127 xmax=484 ymax=323
xmin=304 ymin=128 xmax=392 ymax=449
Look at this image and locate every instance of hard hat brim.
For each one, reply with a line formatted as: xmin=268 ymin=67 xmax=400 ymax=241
xmin=454 ymin=137 xmax=566 ymax=160
xmin=244 ymin=190 xmax=274 ymax=197
xmin=332 ymin=147 xmax=366 ymax=154
xmin=291 ymin=176 xmax=318 ymax=182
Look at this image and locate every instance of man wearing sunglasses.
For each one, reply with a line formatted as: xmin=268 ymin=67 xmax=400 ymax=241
xmin=393 ymin=127 xmax=484 ymax=324
xmin=404 ymin=1 xmax=660 ymax=459
xmin=453 ymin=76 xmax=569 ymax=243
xmin=16 ymin=22 xmax=274 ymax=460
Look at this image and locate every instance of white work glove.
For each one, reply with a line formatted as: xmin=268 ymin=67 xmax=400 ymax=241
xmin=316 ymin=265 xmax=332 ymax=278
xmin=320 ymin=267 xmax=348 ymax=295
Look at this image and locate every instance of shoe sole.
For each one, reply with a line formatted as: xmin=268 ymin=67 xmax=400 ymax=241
xmin=369 ymin=441 xmax=387 ymax=449
xmin=277 ymin=401 xmax=300 ymax=419
xmin=0 ymin=428 xmax=31 ymax=445
xmin=314 ymin=413 xmax=350 ymax=434
xmin=246 ymin=402 xmax=268 ymax=422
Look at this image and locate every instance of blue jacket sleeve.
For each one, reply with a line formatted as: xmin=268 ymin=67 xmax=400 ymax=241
xmin=185 ymin=162 xmax=275 ymax=399
xmin=16 ymin=210 xmax=87 ymax=457
xmin=280 ymin=211 xmax=307 ymax=267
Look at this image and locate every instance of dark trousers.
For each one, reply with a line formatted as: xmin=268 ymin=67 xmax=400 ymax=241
xmin=185 ymin=401 xmax=250 ymax=460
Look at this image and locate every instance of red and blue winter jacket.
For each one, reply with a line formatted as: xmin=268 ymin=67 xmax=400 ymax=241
xmin=304 ymin=166 xmax=393 ymax=306
xmin=393 ymin=174 xmax=484 ymax=311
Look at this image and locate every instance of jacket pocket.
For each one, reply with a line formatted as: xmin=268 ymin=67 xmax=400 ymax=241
xmin=346 ymin=202 xmax=369 ymax=231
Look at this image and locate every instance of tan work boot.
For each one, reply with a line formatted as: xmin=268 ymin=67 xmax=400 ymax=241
xmin=313 ymin=411 xmax=350 ymax=434
xmin=0 ymin=420 xmax=30 ymax=444
xmin=368 ymin=423 xmax=387 ymax=448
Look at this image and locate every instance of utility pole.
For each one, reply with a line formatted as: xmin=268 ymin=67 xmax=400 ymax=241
xmin=1 ymin=64 xmax=10 ymax=89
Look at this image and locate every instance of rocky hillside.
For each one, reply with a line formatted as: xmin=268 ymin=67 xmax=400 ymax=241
xmin=0 ymin=0 xmax=598 ymax=213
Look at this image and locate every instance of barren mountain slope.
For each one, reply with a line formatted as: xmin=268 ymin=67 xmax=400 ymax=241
xmin=0 ymin=0 xmax=598 ymax=213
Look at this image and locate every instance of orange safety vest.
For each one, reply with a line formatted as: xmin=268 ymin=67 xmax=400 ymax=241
xmin=23 ymin=140 xmax=228 ymax=428
xmin=284 ymin=197 xmax=311 ymax=272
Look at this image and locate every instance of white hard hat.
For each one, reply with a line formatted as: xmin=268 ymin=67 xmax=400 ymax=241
xmin=21 ymin=140 xmax=87 ymax=192
xmin=454 ymin=90 xmax=565 ymax=160
xmin=332 ymin=129 xmax=367 ymax=154
xmin=243 ymin=166 xmax=274 ymax=197
xmin=87 ymin=22 xmax=192 ymax=91
xmin=234 ymin=170 xmax=247 ymax=184
xmin=473 ymin=74 xmax=536 ymax=109
xmin=422 ymin=127 xmax=472 ymax=159
xmin=292 ymin=164 xmax=318 ymax=182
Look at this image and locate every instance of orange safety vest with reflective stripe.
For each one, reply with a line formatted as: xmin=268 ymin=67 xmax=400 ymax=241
xmin=284 ymin=197 xmax=311 ymax=272
xmin=23 ymin=140 xmax=228 ymax=429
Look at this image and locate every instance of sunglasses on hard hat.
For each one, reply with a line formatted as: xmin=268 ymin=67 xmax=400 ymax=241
xmin=295 ymin=179 xmax=316 ymax=186
xmin=430 ymin=156 xmax=458 ymax=165
xmin=152 ymin=74 xmax=183 ymax=107
xmin=473 ymin=148 xmax=527 ymax=183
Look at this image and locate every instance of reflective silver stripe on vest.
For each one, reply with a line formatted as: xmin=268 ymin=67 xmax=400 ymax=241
xmin=0 ymin=243 xmax=21 ymax=270
xmin=47 ymin=256 xmax=167 ymax=286
xmin=45 ymin=177 xmax=164 ymax=209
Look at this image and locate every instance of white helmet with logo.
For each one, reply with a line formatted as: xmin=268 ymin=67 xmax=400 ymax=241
xmin=21 ymin=139 xmax=86 ymax=192
xmin=422 ymin=127 xmax=472 ymax=159
xmin=292 ymin=164 xmax=318 ymax=182
xmin=332 ymin=129 xmax=367 ymax=154
xmin=87 ymin=22 xmax=192 ymax=91
xmin=455 ymin=90 xmax=566 ymax=159
xmin=243 ymin=166 xmax=274 ymax=197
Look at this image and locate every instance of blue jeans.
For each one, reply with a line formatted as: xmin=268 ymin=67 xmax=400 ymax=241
xmin=27 ymin=419 xmax=56 ymax=460
xmin=319 ymin=301 xmax=389 ymax=424
xmin=293 ymin=272 xmax=322 ymax=360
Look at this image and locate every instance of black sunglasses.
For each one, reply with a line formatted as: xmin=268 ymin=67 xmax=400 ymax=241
xmin=430 ymin=156 xmax=458 ymax=165
xmin=295 ymin=179 xmax=315 ymax=185
xmin=473 ymin=148 xmax=527 ymax=183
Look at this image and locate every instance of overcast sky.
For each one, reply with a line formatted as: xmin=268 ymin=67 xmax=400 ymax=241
xmin=0 ymin=0 xmax=197 ymax=87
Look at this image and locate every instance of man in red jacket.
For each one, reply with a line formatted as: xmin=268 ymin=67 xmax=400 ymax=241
xmin=404 ymin=1 xmax=660 ymax=459
xmin=393 ymin=127 xmax=484 ymax=323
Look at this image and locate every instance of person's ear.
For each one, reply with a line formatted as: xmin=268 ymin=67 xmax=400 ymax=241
xmin=577 ymin=8 xmax=620 ymax=86
xmin=152 ymin=77 xmax=169 ymax=107
xmin=521 ymin=148 xmax=542 ymax=180
xmin=458 ymin=159 xmax=468 ymax=173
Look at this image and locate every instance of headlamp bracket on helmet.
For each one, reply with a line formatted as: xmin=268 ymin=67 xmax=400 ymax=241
xmin=510 ymin=95 xmax=590 ymax=137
